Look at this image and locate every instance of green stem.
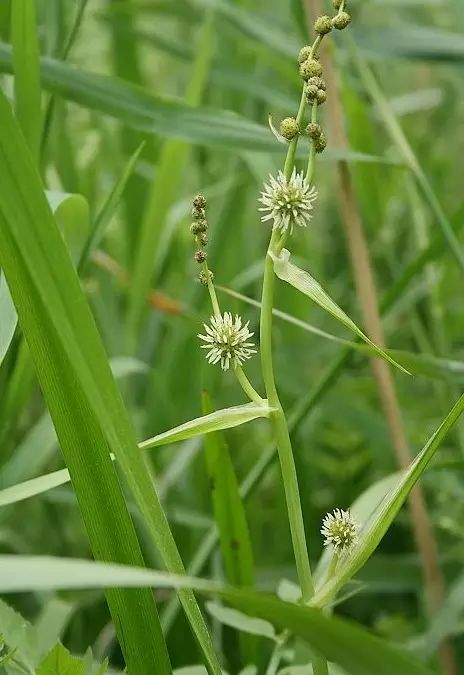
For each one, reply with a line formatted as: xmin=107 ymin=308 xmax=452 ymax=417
xmin=200 ymin=260 xmax=264 ymax=403
xmin=260 ymin=231 xmax=314 ymax=603
xmin=305 ymin=102 xmax=318 ymax=184
xmin=283 ymin=90 xmax=307 ymax=180
xmin=235 ymin=366 xmax=265 ymax=405
xmin=202 ymin=261 xmax=221 ymax=318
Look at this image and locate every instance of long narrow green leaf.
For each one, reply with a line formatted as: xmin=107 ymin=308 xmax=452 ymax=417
xmin=0 ymin=401 xmax=272 ymax=507
xmin=349 ymin=37 xmax=464 ymax=276
xmin=78 ymin=142 xmax=145 ymax=271
xmin=271 ymin=248 xmax=408 ymax=373
xmin=354 ymin=25 xmax=464 ymax=62
xmin=311 ymin=392 xmax=464 ymax=607
xmin=0 ymin=89 xmax=221 ymax=674
xmin=0 ymin=469 xmax=70 ymax=508
xmin=10 ymin=0 xmax=42 ymax=161
xmin=129 ymin=14 xmax=215 ymax=332
xmin=0 ymin=274 xmax=17 ymax=367
xmin=140 ymin=402 xmax=273 ymax=450
xmin=0 ymin=45 xmax=395 ymax=164
xmin=202 ymin=393 xmax=257 ymax=664
xmin=0 ymin=555 xmax=431 ymax=675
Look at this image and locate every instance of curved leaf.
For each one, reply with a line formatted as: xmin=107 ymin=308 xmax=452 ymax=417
xmin=271 ymin=249 xmax=408 ymax=374
xmin=140 ymin=402 xmax=273 ymax=450
xmin=311 ymin=393 xmax=464 ymax=607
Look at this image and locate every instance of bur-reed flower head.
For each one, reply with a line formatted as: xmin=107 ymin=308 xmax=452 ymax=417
xmin=198 ymin=312 xmax=256 ymax=371
xmin=258 ymin=169 xmax=318 ymax=233
xmin=321 ymin=509 xmax=358 ymax=553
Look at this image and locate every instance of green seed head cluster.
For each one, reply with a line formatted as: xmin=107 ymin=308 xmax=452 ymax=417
xmin=298 ymin=45 xmax=313 ymax=64
xmin=280 ymin=117 xmax=300 ymax=141
xmin=199 ymin=269 xmax=214 ymax=286
xmin=305 ymin=76 xmax=327 ymax=106
xmin=190 ymin=194 xmax=210 ymax=274
xmin=305 ymin=123 xmax=326 ymax=152
xmin=333 ymin=0 xmax=343 ymax=8
xmin=299 ymin=57 xmax=323 ymax=81
xmin=332 ymin=11 xmax=351 ymax=30
xmin=314 ymin=15 xmax=332 ymax=35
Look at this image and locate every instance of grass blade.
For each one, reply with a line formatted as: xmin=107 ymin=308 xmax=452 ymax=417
xmin=0 ymin=555 xmax=432 ymax=675
xmin=0 ymin=88 xmax=221 ymax=674
xmin=348 ymin=37 xmax=464 ymax=276
xmin=78 ymin=141 xmax=145 ymax=271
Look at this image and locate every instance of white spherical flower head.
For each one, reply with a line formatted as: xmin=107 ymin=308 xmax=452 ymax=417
xmin=259 ymin=168 xmax=318 ymax=233
xmin=321 ymin=509 xmax=358 ymax=553
xmin=198 ymin=312 xmax=256 ymax=371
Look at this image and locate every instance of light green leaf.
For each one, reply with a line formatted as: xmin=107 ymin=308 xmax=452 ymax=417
xmin=206 ymin=602 xmax=276 ymax=641
xmin=140 ymin=402 xmax=273 ymax=450
xmin=0 ymin=555 xmax=431 ymax=675
xmin=37 ymin=643 xmax=84 ymax=675
xmin=0 ymin=401 xmax=269 ymax=508
xmin=270 ymin=249 xmax=408 ymax=374
xmin=0 ymin=274 xmax=17 ymax=367
xmin=311 ymin=393 xmax=464 ymax=607
xmin=0 ymin=469 xmax=70 ymax=508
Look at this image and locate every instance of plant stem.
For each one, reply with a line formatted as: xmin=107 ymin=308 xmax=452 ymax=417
xmin=260 ymin=230 xmax=314 ymax=603
xmin=305 ymin=102 xmax=318 ymax=184
xmin=202 ymin=261 xmax=221 ymax=318
xmin=200 ymin=259 xmax=264 ymax=404
xmin=234 ymin=366 xmax=265 ymax=405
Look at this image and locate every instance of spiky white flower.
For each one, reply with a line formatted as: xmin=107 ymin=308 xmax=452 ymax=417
xmin=321 ymin=509 xmax=358 ymax=553
xmin=258 ymin=168 xmax=318 ymax=233
xmin=198 ymin=312 xmax=256 ymax=371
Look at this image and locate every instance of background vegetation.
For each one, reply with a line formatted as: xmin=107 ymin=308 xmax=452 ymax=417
xmin=0 ymin=0 xmax=464 ymax=673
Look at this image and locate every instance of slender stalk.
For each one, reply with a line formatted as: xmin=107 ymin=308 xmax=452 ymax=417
xmin=200 ymin=257 xmax=264 ymax=404
xmin=305 ymin=102 xmax=318 ymax=184
xmin=260 ymin=230 xmax=314 ymax=603
xmin=234 ymin=367 xmax=265 ymax=405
